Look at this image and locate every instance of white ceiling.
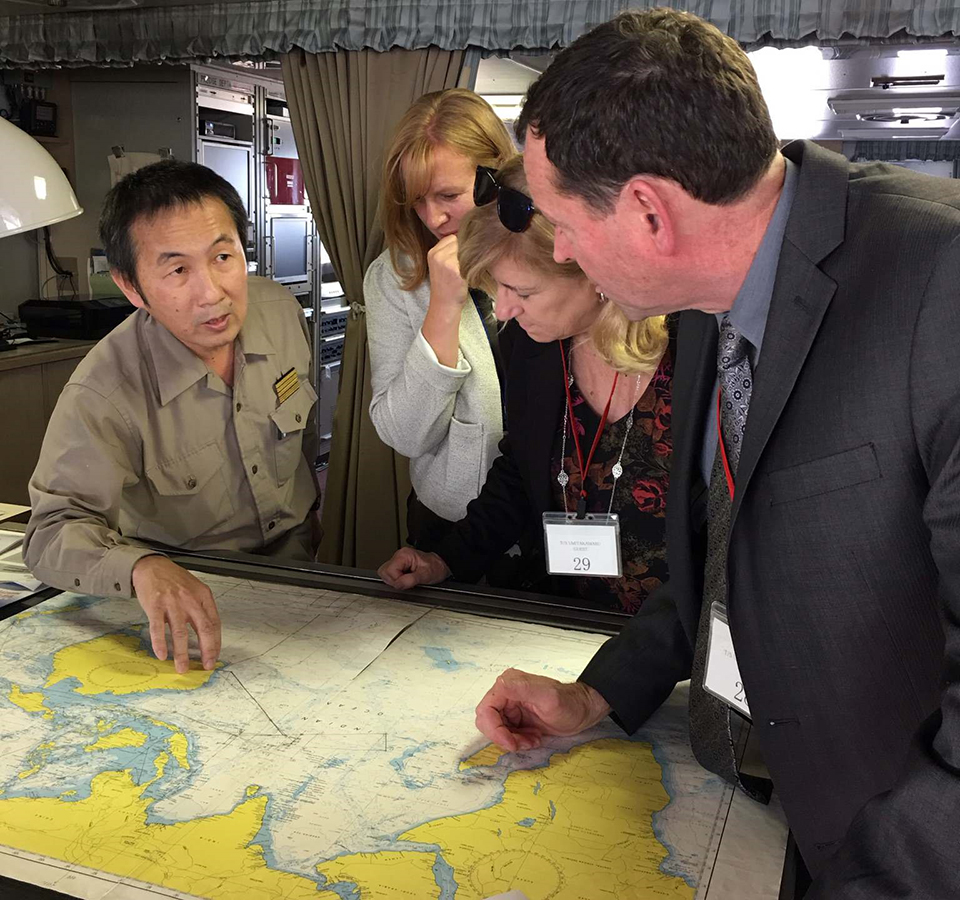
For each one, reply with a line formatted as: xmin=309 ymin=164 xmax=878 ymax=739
xmin=477 ymin=43 xmax=960 ymax=142
xmin=474 ymin=56 xmax=548 ymax=95
xmin=751 ymin=42 xmax=960 ymax=141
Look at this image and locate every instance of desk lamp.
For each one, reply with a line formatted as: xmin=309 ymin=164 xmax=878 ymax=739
xmin=0 ymin=116 xmax=83 ymax=346
xmin=0 ymin=116 xmax=82 ymax=237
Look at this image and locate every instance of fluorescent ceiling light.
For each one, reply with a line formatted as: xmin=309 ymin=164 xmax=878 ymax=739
xmin=892 ymin=48 xmax=949 ymax=80
xmin=828 ymin=88 xmax=960 ymax=116
xmin=480 ymin=94 xmax=525 ymax=122
xmin=748 ymin=46 xmax=826 ymax=87
xmin=748 ymin=46 xmax=828 ymax=139
xmin=896 ymin=48 xmax=948 ymax=60
xmin=481 ymin=94 xmax=525 ymax=105
xmin=839 ymin=126 xmax=949 ymax=139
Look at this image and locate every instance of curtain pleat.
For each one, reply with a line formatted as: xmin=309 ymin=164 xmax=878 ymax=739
xmin=5 ymin=1 xmax=960 ymax=69
xmin=852 ymin=140 xmax=960 ymax=161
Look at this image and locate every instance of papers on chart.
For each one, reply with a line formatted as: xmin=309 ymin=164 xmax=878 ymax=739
xmin=0 ymin=530 xmax=43 ymax=607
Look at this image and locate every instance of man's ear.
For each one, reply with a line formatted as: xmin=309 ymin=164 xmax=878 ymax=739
xmin=619 ymin=176 xmax=677 ymax=257
xmin=110 ymin=269 xmax=148 ymax=310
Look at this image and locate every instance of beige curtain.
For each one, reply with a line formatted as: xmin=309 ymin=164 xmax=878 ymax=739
xmin=281 ymin=47 xmax=473 ymax=568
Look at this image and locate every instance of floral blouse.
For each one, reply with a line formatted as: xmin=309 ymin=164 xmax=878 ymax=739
xmin=549 ymin=347 xmax=673 ymax=613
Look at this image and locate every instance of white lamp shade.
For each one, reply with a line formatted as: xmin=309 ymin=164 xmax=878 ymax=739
xmin=0 ymin=116 xmax=83 ymax=238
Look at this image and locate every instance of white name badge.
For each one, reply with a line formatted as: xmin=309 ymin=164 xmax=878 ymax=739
xmin=703 ymin=602 xmax=751 ymax=719
xmin=543 ymin=512 xmax=622 ymax=577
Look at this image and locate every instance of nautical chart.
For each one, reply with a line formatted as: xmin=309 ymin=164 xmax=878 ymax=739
xmin=0 ymin=572 xmax=786 ymax=899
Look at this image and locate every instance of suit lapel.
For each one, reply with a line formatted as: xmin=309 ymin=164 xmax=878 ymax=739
xmin=731 ymin=248 xmax=837 ymax=522
xmin=730 ymin=140 xmax=847 ymax=524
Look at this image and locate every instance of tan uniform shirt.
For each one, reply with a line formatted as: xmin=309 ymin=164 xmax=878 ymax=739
xmin=23 ymin=276 xmax=318 ymax=599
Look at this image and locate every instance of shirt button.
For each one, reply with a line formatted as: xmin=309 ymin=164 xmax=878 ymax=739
xmin=74 ymin=579 xmax=80 ymax=587
xmin=268 ymin=521 xmax=276 ymax=530
xmin=114 ymin=582 xmax=122 ymax=592
xmin=236 ymin=402 xmax=242 ymax=412
xmin=295 ymin=413 xmax=302 ymax=423
xmin=252 ymin=465 xmax=258 ymax=475
xmin=186 ymin=476 xmax=197 ymax=489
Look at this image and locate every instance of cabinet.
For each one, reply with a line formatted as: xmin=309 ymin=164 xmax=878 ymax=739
xmin=0 ymin=341 xmax=94 ymax=504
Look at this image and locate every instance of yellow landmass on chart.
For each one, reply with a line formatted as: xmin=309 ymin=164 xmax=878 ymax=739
xmin=45 ymin=634 xmax=217 ymax=696
xmin=11 ymin=603 xmax=91 ymax=623
xmin=168 ymin=732 xmax=190 ymax=769
xmin=0 ymin=763 xmax=324 ymax=899
xmin=8 ymin=684 xmax=54 ymax=719
xmin=319 ymin=851 xmax=441 ymax=895
xmin=17 ymin=741 xmax=56 ymax=780
xmin=147 ymin=717 xmax=191 ymax=769
xmin=84 ymin=728 xmax=148 ymax=752
xmin=152 ymin=752 xmax=170 ymax=782
xmin=459 ymin=743 xmax=508 ymax=770
xmin=317 ymin=738 xmax=694 ymax=900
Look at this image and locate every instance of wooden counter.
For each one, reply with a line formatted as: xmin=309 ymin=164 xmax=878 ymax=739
xmin=0 ymin=339 xmax=96 ymax=505
xmin=0 ymin=338 xmax=96 ymax=372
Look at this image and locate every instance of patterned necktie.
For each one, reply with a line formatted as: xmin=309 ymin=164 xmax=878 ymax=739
xmin=688 ymin=316 xmax=770 ymax=803
xmin=716 ymin=316 xmax=752 ymax=474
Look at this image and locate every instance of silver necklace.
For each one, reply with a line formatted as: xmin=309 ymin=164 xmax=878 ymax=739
xmin=558 ymin=360 xmax=644 ymax=515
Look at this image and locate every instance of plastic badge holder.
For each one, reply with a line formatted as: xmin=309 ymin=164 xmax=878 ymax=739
xmin=542 ymin=511 xmax=623 ymax=577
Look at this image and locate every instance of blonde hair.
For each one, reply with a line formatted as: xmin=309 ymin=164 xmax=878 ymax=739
xmin=458 ymin=155 xmax=668 ymax=376
xmin=380 ymin=89 xmax=514 ymax=291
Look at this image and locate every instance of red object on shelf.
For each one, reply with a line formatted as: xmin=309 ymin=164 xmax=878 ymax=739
xmin=266 ymin=157 xmax=305 ymax=206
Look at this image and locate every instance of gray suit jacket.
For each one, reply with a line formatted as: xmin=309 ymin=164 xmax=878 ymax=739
xmin=581 ymin=140 xmax=960 ymax=898
xmin=364 ymin=249 xmax=503 ymax=522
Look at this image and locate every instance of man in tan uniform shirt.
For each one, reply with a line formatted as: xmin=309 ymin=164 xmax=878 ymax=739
xmin=24 ymin=160 xmax=319 ymax=674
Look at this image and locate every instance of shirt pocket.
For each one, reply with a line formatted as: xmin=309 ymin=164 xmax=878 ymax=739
xmin=143 ymin=442 xmax=234 ymax=542
xmin=765 ymin=443 xmax=881 ymax=506
xmin=269 ymin=380 xmax=318 ymax=486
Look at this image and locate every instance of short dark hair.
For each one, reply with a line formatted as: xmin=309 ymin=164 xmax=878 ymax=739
xmin=99 ymin=159 xmax=248 ymax=293
xmin=516 ymin=7 xmax=779 ymax=211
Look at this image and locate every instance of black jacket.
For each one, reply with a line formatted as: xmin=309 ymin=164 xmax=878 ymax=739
xmin=436 ymin=315 xmax=677 ymax=596
xmin=434 ymin=321 xmax=566 ymax=586
xmin=580 ymin=140 xmax=960 ymax=898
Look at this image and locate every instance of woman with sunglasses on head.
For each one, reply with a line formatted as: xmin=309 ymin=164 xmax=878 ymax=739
xmin=379 ymin=155 xmax=674 ymax=613
xmin=365 ymin=89 xmax=514 ymax=549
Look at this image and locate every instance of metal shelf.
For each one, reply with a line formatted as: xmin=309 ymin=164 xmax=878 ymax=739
xmin=196 ymin=133 xmax=253 ymax=148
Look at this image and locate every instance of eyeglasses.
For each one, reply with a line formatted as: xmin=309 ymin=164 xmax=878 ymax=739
xmin=474 ymin=165 xmax=536 ymax=233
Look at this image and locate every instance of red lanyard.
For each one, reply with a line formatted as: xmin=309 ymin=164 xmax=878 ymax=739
xmin=559 ymin=340 xmax=619 ymax=518
xmin=716 ymin=387 xmax=736 ymax=500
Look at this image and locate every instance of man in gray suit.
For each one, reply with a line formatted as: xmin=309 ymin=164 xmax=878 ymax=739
xmin=474 ymin=8 xmax=960 ymax=898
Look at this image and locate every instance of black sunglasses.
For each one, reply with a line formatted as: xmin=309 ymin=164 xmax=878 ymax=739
xmin=474 ymin=165 xmax=536 ymax=233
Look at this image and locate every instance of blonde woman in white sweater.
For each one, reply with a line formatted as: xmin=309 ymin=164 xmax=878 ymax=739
xmin=365 ymin=89 xmax=514 ymax=548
